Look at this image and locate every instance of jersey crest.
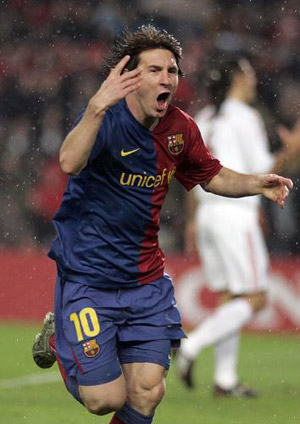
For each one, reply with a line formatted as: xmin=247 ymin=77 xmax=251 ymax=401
xmin=82 ymin=339 xmax=100 ymax=358
xmin=167 ymin=133 xmax=185 ymax=155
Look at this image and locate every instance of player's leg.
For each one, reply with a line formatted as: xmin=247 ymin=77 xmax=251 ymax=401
xmin=41 ymin=276 xmax=127 ymax=415
xmin=55 ymin=354 xmax=127 ymax=414
xmin=213 ymin=292 xmax=241 ymax=392
xmin=78 ymin=375 xmax=126 ymax=415
xmin=33 ymin=312 xmax=127 ymax=414
xmin=121 ymin=363 xmax=166 ymax=417
xmin=214 ymin=330 xmax=239 ymax=390
xmin=176 ymin=292 xmax=253 ymax=388
xmin=110 ymin=339 xmax=172 ymax=424
xmin=177 ymin=289 xmax=266 ymax=391
xmin=108 ymin=276 xmax=184 ymax=424
xmin=179 ymin=289 xmax=253 ymax=356
xmin=176 ymin=225 xmax=253 ymax=388
xmin=213 ymin=330 xmax=258 ymax=398
xmin=212 ymin=222 xmax=269 ymax=397
xmin=176 ymin=213 xmax=267 ymax=389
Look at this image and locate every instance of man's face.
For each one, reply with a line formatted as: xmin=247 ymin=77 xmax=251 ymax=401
xmin=129 ymin=48 xmax=179 ymax=125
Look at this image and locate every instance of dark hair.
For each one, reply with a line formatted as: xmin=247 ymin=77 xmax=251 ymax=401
xmin=104 ymin=25 xmax=183 ymax=77
xmin=206 ymin=58 xmax=245 ymax=112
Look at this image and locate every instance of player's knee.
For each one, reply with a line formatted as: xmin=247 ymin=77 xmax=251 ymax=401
xmin=83 ymin=396 xmax=126 ymax=416
xmin=152 ymin=379 xmax=166 ymax=405
xmin=248 ymin=292 xmax=267 ymax=313
xmin=255 ymin=297 xmax=267 ymax=312
xmin=81 ymin=390 xmax=126 ymax=416
xmin=127 ymin=378 xmax=166 ymax=412
xmin=146 ymin=378 xmax=166 ymax=406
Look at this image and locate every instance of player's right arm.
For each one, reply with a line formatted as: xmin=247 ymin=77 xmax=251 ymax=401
xmin=59 ymin=56 xmax=142 ymax=175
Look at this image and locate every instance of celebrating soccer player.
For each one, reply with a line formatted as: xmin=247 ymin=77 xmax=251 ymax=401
xmin=33 ymin=26 xmax=292 ymax=424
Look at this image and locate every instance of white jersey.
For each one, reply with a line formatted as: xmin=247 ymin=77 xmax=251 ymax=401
xmin=194 ymin=99 xmax=274 ymax=215
xmin=193 ymin=99 xmax=274 ymax=294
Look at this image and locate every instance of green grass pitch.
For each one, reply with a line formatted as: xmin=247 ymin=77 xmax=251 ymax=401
xmin=0 ymin=322 xmax=299 ymax=424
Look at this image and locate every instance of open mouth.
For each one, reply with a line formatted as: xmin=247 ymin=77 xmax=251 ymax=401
xmin=157 ymin=92 xmax=170 ymax=110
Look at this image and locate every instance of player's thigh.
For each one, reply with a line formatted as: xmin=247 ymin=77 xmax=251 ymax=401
xmin=122 ymin=361 xmax=167 ymax=387
xmin=197 ymin=221 xmax=229 ymax=291
xmin=242 ymin=290 xmax=267 ymax=312
xmin=230 ymin=222 xmax=269 ymax=294
xmin=55 ymin=279 xmax=123 ymax=386
xmin=199 ymin=211 xmax=268 ymax=294
xmin=119 ymin=339 xmax=171 ymax=408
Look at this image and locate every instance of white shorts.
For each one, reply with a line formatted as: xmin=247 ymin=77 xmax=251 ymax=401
xmin=196 ymin=205 xmax=269 ymax=295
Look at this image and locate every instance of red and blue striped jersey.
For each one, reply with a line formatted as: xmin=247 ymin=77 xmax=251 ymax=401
xmin=49 ymin=99 xmax=222 ymax=288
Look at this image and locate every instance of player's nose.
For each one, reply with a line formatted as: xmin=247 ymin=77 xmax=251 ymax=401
xmin=160 ymin=70 xmax=171 ymax=86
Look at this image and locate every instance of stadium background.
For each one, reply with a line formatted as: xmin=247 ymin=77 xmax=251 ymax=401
xmin=1 ymin=0 xmax=300 ymax=328
xmin=0 ymin=1 xmax=299 ymax=423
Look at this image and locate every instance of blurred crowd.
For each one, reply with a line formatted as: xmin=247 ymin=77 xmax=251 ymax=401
xmin=1 ymin=0 xmax=300 ymax=254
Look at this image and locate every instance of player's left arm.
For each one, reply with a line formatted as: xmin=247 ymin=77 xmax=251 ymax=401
xmin=203 ymin=166 xmax=293 ymax=209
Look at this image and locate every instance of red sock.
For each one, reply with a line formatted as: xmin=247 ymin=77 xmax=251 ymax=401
xmin=109 ymin=414 xmax=125 ymax=424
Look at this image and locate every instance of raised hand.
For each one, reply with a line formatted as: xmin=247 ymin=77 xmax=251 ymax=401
xmin=59 ymin=56 xmax=142 ymax=175
xmin=88 ymin=55 xmax=142 ymax=116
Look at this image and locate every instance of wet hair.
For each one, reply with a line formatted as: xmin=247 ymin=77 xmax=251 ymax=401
xmin=104 ymin=24 xmax=183 ymax=77
xmin=205 ymin=57 xmax=246 ymax=113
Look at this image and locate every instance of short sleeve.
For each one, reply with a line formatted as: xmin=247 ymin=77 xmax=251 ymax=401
xmin=175 ymin=119 xmax=222 ymax=191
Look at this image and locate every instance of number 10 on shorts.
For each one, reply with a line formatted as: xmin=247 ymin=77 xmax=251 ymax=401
xmin=70 ymin=307 xmax=101 ymax=342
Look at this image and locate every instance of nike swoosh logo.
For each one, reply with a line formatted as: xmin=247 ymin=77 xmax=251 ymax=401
xmin=121 ymin=148 xmax=140 ymax=157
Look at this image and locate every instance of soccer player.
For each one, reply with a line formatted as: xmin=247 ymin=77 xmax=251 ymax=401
xmin=32 ymin=28 xmax=292 ymax=423
xmin=176 ymin=57 xmax=300 ymax=397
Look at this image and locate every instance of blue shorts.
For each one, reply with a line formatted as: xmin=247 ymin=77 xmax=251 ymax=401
xmin=54 ymin=274 xmax=185 ymax=386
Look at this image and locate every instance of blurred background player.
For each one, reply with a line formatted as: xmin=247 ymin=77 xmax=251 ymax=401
xmin=176 ymin=56 xmax=300 ymax=397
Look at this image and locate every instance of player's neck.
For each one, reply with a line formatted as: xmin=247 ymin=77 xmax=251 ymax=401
xmin=227 ymin=91 xmax=247 ymax=104
xmin=125 ymin=97 xmax=159 ymax=130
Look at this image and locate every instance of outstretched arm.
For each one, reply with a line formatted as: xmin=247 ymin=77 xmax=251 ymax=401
xmin=60 ymin=56 xmax=142 ymax=175
xmin=203 ymin=167 xmax=293 ymax=209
